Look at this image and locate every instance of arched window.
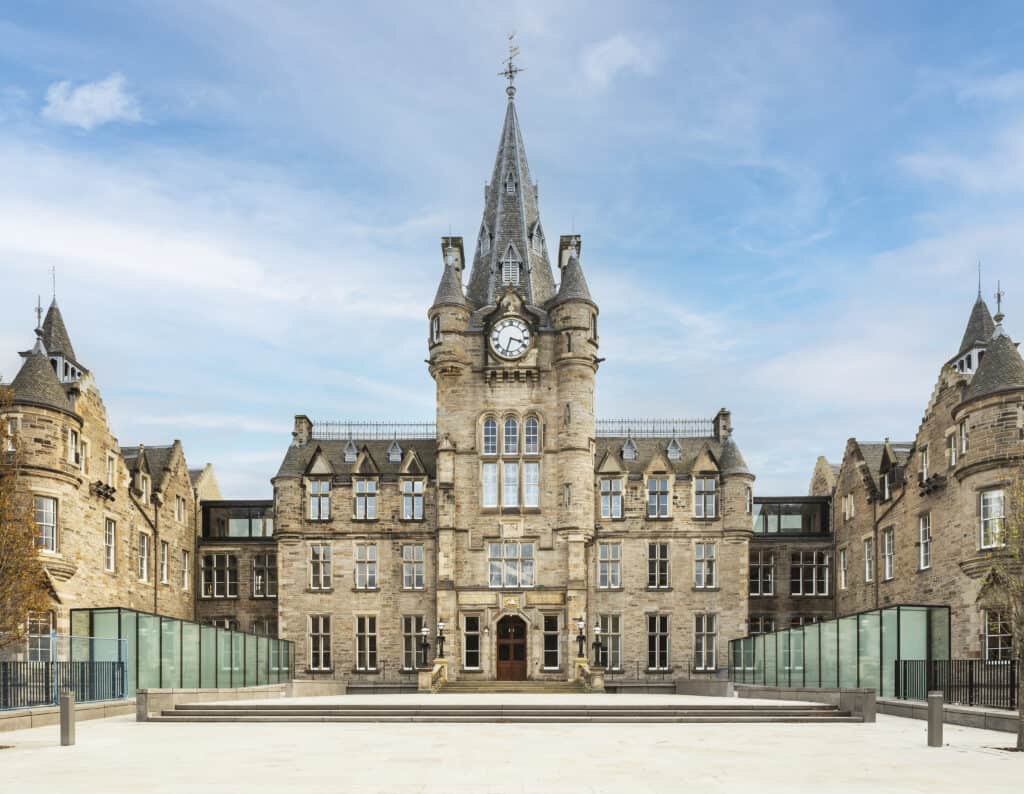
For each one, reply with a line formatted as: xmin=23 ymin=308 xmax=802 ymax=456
xmin=501 ymin=247 xmax=520 ymax=286
xmin=430 ymin=316 xmax=441 ymax=344
xmin=504 ymin=418 xmax=519 ymax=455
xmin=483 ymin=418 xmax=498 ymax=455
xmin=524 ymin=417 xmax=539 ymax=455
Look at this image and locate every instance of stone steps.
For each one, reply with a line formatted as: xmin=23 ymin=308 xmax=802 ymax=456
xmin=152 ymin=701 xmax=859 ymax=724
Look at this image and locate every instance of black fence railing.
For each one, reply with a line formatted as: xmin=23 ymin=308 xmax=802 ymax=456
xmin=894 ymin=659 xmax=1018 ymax=711
xmin=0 ymin=661 xmax=126 ymax=710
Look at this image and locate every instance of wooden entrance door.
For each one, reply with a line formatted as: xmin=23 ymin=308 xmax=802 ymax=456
xmin=496 ymin=616 xmax=527 ymax=681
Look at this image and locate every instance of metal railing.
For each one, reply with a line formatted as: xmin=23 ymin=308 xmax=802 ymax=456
xmin=311 ymin=418 xmax=717 ymax=441
xmin=0 ymin=661 xmax=126 ymax=710
xmin=312 ymin=422 xmax=437 ymax=440
xmin=597 ymin=419 xmax=714 ymax=438
xmin=894 ymin=659 xmax=1018 ymax=711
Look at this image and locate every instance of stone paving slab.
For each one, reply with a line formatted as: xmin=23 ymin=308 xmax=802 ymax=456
xmin=0 ymin=706 xmax=1019 ymax=793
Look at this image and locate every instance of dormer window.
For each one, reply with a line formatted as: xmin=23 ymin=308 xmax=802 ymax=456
xmin=501 ymin=247 xmax=520 ymax=286
xmin=505 ymin=172 xmax=516 ymax=194
xmin=139 ymin=473 xmax=150 ymax=505
xmin=387 ymin=440 xmax=402 ymax=464
xmin=343 ymin=440 xmax=358 ymax=464
xmin=480 ymin=230 xmax=491 ymax=255
xmin=532 ymin=231 xmax=542 ymax=254
xmin=622 ymin=438 xmax=638 ymax=461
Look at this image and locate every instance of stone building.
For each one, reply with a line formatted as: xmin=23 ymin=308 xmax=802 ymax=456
xmin=268 ymin=80 xmax=756 ymax=684
xmin=811 ymin=291 xmax=1023 ymax=661
xmin=0 ymin=300 xmax=220 ymax=654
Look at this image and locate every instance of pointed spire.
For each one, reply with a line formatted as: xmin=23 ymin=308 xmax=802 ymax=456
xmin=550 ymin=248 xmax=594 ymax=308
xmin=465 ymin=65 xmax=556 ymax=308
xmin=718 ymin=435 xmax=752 ymax=477
xmin=41 ymin=299 xmax=79 ymax=364
xmin=10 ymin=341 xmax=73 ymax=414
xmin=962 ymin=317 xmax=1024 ymax=404
xmin=955 ymin=293 xmax=995 ymax=359
xmin=432 ymin=238 xmax=470 ymax=309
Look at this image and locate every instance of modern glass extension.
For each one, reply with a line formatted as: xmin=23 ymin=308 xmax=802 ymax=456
xmin=70 ymin=607 xmax=294 ymax=697
xmin=729 ymin=605 xmax=950 ymax=698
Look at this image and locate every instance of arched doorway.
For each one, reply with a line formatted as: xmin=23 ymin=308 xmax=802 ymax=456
xmin=496 ymin=615 xmax=527 ymax=681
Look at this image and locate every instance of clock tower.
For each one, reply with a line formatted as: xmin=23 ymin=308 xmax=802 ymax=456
xmin=426 ymin=67 xmax=600 ymax=679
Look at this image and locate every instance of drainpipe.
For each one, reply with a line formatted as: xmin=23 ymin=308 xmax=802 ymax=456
xmin=152 ymin=493 xmax=161 ymax=615
xmin=872 ymin=498 xmax=880 ymax=610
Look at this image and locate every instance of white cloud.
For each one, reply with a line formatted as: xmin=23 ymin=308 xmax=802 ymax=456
xmin=42 ymin=72 xmax=141 ymax=130
xmin=581 ymin=34 xmax=659 ymax=89
xmin=956 ymin=69 xmax=1024 ymax=103
xmin=900 ymin=118 xmax=1024 ymax=194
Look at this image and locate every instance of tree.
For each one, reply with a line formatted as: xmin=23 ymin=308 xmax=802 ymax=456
xmin=984 ymin=453 xmax=1024 ymax=751
xmin=0 ymin=388 xmax=51 ymax=652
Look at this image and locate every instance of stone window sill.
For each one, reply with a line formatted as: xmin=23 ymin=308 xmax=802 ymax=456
xmin=306 ymin=588 xmax=333 ymax=594
xmin=352 ymin=588 xmax=381 ymax=593
xmin=646 ymin=586 xmax=672 ymax=592
xmin=692 ymin=587 xmax=720 ymax=592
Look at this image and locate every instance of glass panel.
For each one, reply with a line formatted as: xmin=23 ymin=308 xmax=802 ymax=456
xmin=200 ymin=625 xmax=217 ymax=688
xmin=777 ymin=631 xmax=790 ymax=687
xmin=182 ymin=622 xmax=200 ymax=688
xmin=217 ymin=628 xmax=232 ymax=688
xmin=804 ymin=622 xmax=820 ymax=688
xmin=899 ymin=606 xmax=928 ymax=662
xmin=121 ymin=610 xmax=138 ymax=697
xmin=754 ymin=634 xmax=765 ymax=685
xmin=857 ymin=612 xmax=880 ymax=694
xmin=928 ymin=606 xmax=950 ymax=661
xmin=160 ymin=618 xmax=181 ymax=688
xmin=819 ymin=619 xmax=838 ymax=688
xmin=764 ymin=632 xmax=777 ymax=686
xmin=137 ymin=614 xmax=161 ymax=691
xmin=838 ymin=616 xmax=858 ymax=688
xmin=258 ymin=637 xmax=270 ymax=685
xmin=881 ymin=608 xmax=899 ymax=698
xmin=232 ymin=632 xmax=244 ymax=687
xmin=245 ymin=634 xmax=258 ymax=686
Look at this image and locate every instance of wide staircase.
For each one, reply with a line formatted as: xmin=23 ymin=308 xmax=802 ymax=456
xmin=151 ymin=689 xmax=860 ymax=725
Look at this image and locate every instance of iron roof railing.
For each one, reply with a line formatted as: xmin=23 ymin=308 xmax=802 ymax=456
xmin=311 ymin=418 xmax=716 ymax=441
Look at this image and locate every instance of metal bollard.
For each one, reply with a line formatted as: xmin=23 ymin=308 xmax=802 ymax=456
xmin=927 ymin=690 xmax=943 ymax=747
xmin=59 ymin=689 xmax=75 ymax=746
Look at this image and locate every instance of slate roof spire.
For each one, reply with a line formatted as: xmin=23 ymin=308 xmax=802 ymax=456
xmin=10 ymin=337 xmax=73 ymax=415
xmin=551 ymin=246 xmax=594 ymax=308
xmin=961 ymin=306 xmax=1024 ymax=404
xmin=432 ymin=238 xmax=470 ymax=309
xmin=955 ymin=293 xmax=995 ymax=359
xmin=40 ymin=298 xmax=81 ymax=367
xmin=465 ymin=62 xmax=556 ymax=308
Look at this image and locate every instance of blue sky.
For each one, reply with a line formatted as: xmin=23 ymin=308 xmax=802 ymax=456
xmin=2 ymin=1 xmax=1023 ymax=497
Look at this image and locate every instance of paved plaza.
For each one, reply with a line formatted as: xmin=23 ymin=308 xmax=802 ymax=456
xmin=1 ymin=695 xmax=1020 ymax=793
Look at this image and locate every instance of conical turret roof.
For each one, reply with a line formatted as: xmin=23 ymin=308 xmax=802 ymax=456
xmin=432 ymin=263 xmax=469 ymax=309
xmin=10 ymin=340 xmax=73 ymax=414
xmin=41 ymin=299 xmax=79 ymax=363
xmin=956 ymin=295 xmax=995 ymax=358
xmin=465 ymin=89 xmax=556 ymax=308
xmin=550 ymin=252 xmax=593 ymax=308
xmin=962 ymin=326 xmax=1024 ymax=403
xmin=718 ymin=435 xmax=752 ymax=477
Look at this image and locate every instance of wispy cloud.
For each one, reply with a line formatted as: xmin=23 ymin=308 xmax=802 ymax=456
xmin=580 ymin=34 xmax=660 ymax=89
xmin=955 ymin=69 xmax=1024 ymax=103
xmin=42 ymin=73 xmax=141 ymax=130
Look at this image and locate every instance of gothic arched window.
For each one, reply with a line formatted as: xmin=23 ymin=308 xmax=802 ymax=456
xmin=483 ymin=418 xmax=498 ymax=455
xmin=504 ymin=418 xmax=519 ymax=455
xmin=524 ymin=417 xmax=540 ymax=455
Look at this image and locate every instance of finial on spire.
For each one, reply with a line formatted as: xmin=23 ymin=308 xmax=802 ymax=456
xmin=50 ymin=266 xmax=56 ymax=302
xmin=977 ymin=260 xmax=982 ymax=298
xmin=499 ymin=32 xmax=523 ymax=99
xmin=994 ymin=280 xmax=1005 ymax=323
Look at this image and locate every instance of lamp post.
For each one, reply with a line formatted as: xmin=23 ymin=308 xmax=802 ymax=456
xmin=419 ymin=625 xmax=430 ymax=668
xmin=592 ymin=620 xmax=604 ymax=667
xmin=436 ymin=619 xmax=447 ymax=658
xmin=575 ymin=617 xmax=586 ymax=658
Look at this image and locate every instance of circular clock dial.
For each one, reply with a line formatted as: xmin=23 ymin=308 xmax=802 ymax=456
xmin=490 ymin=317 xmax=531 ymax=359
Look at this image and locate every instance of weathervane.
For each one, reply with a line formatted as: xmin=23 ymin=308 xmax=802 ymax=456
xmin=995 ymin=280 xmax=1005 ymax=322
xmin=35 ymin=295 xmax=43 ymax=331
xmin=499 ymin=32 xmax=524 ymax=98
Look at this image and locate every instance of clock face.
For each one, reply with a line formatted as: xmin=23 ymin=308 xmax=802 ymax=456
xmin=489 ymin=317 xmax=532 ymax=359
